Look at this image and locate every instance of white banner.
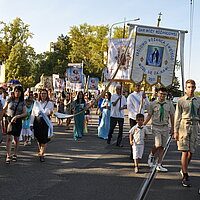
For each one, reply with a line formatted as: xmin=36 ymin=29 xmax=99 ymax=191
xmin=131 ymin=26 xmax=179 ymax=86
xmin=107 ymin=38 xmax=134 ymax=81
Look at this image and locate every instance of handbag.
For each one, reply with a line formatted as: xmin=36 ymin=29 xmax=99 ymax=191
xmin=7 ymin=100 xmax=20 ymax=133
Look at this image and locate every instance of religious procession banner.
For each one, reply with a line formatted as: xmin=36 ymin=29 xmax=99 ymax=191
xmin=69 ymin=67 xmax=83 ymax=83
xmin=42 ymin=76 xmax=53 ymax=89
xmin=107 ymin=38 xmax=135 ymax=81
xmin=131 ymin=26 xmax=179 ymax=86
xmin=88 ymin=77 xmax=98 ymax=90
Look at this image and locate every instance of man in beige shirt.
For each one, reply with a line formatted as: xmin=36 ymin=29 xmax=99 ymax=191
xmin=144 ymin=87 xmax=175 ymax=172
xmin=174 ymin=79 xmax=200 ymax=187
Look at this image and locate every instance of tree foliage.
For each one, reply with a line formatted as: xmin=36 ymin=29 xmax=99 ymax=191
xmin=35 ymin=34 xmax=71 ymax=78
xmin=68 ymin=23 xmax=109 ymax=78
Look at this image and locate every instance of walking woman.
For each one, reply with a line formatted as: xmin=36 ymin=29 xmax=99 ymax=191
xmin=98 ymin=92 xmax=111 ymax=139
xmin=73 ymin=91 xmax=86 ymax=140
xmin=3 ymin=86 xmax=26 ymax=164
xmin=31 ymin=89 xmax=54 ymax=162
xmin=64 ymin=93 xmax=73 ymax=129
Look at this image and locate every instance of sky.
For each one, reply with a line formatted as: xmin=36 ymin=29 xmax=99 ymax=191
xmin=0 ymin=0 xmax=199 ymax=90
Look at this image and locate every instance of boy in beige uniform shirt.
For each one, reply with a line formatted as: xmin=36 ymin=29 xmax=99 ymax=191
xmin=174 ymin=79 xmax=200 ymax=187
xmin=144 ymin=87 xmax=175 ymax=172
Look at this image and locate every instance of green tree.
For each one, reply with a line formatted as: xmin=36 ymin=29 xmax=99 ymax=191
xmin=1 ymin=18 xmax=36 ymax=88
xmin=5 ymin=43 xmax=36 ymax=88
xmin=1 ymin=18 xmax=33 ymax=60
xmin=35 ymin=34 xmax=71 ymax=78
xmin=68 ymin=23 xmax=109 ymax=78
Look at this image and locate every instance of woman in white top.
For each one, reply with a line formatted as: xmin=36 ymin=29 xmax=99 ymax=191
xmin=30 ymin=89 xmax=54 ymax=162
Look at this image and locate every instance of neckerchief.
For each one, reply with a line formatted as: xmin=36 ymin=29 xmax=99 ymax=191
xmin=158 ymin=102 xmax=166 ymax=122
xmin=187 ymin=97 xmax=196 ymax=118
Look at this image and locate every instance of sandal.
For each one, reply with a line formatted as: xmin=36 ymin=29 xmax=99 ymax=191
xmin=12 ymin=155 xmax=17 ymax=162
xmin=6 ymin=156 xmax=12 ymax=164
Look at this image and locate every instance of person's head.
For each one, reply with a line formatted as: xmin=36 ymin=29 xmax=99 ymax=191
xmin=185 ymin=79 xmax=196 ymax=97
xmin=33 ymin=92 xmax=38 ymax=100
xmin=136 ymin=113 xmax=144 ymax=126
xmin=0 ymin=87 xmax=4 ymax=95
xmin=116 ymin=85 xmax=122 ymax=95
xmin=157 ymin=87 xmax=167 ymax=102
xmin=25 ymin=97 xmax=33 ymax=108
xmin=105 ymin=92 xmax=111 ymax=101
xmin=135 ymin=84 xmax=142 ymax=93
xmin=13 ymin=86 xmax=24 ymax=102
xmin=28 ymin=91 xmax=34 ymax=98
xmin=38 ymin=89 xmax=49 ymax=102
xmin=76 ymin=91 xmax=85 ymax=102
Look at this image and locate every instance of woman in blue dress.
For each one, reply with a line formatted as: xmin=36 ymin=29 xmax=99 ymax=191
xmin=73 ymin=91 xmax=86 ymax=140
xmin=98 ymin=92 xmax=111 ymax=139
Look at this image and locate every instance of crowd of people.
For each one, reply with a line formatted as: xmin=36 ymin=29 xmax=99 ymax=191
xmin=0 ymin=79 xmax=199 ymax=188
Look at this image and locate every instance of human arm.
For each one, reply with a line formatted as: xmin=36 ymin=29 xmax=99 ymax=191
xmin=174 ymin=101 xmax=182 ymax=141
xmin=11 ymin=105 xmax=27 ymax=123
xmin=112 ymin=95 xmax=122 ymax=107
xmin=143 ymin=114 xmax=152 ymax=126
xmin=129 ymin=132 xmax=134 ymax=146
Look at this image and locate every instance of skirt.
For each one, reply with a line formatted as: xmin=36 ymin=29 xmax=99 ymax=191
xmin=33 ymin=116 xmax=50 ymax=144
xmin=6 ymin=118 xmax=22 ymax=137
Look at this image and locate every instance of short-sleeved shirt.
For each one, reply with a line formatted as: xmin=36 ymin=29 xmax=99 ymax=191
xmin=129 ymin=125 xmax=149 ymax=145
xmin=147 ymin=99 xmax=175 ymax=126
xmin=6 ymin=97 xmax=26 ymax=117
xmin=110 ymin=94 xmax=127 ymax=118
xmin=174 ymin=95 xmax=200 ymax=132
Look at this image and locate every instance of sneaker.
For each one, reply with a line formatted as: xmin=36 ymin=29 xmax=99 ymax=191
xmin=182 ymin=175 xmax=191 ymax=187
xmin=148 ymin=154 xmax=155 ymax=167
xmin=180 ymin=169 xmax=183 ymax=177
xmin=156 ymin=165 xmax=168 ymax=172
xmin=135 ymin=167 xmax=139 ymax=173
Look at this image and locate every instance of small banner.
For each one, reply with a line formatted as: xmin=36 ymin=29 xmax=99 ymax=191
xmin=42 ymin=76 xmax=53 ymax=89
xmin=131 ymin=26 xmax=179 ymax=86
xmin=69 ymin=67 xmax=83 ymax=83
xmin=107 ymin=38 xmax=135 ymax=81
xmin=88 ymin=77 xmax=99 ymax=90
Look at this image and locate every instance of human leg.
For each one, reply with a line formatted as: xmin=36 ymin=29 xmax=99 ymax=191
xmin=116 ymin=118 xmax=124 ymax=146
xmin=6 ymin=134 xmax=12 ymax=159
xmin=107 ymin=117 xmax=117 ymax=144
xmin=129 ymin=119 xmax=137 ymax=159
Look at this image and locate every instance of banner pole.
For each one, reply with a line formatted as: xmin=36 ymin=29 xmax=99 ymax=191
xmin=139 ymin=77 xmax=147 ymax=113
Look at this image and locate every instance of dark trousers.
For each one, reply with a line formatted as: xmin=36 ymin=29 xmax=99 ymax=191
xmin=130 ymin=118 xmax=137 ymax=158
xmin=108 ymin=117 xmax=124 ymax=145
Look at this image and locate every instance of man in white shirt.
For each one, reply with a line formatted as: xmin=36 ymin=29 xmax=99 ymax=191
xmin=127 ymin=84 xmax=150 ymax=158
xmin=107 ymin=85 xmax=127 ymax=147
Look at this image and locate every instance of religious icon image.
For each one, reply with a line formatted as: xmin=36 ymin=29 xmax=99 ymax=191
xmin=146 ymin=45 xmax=164 ymax=67
xmin=70 ymin=67 xmax=82 ymax=83
xmin=89 ymin=78 xmax=98 ymax=90
xmin=115 ymin=45 xmax=132 ymax=70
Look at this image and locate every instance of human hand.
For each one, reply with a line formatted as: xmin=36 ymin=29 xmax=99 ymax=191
xmin=174 ymin=132 xmax=179 ymax=141
xmin=142 ymin=92 xmax=146 ymax=99
xmin=130 ymin=141 xmax=133 ymax=146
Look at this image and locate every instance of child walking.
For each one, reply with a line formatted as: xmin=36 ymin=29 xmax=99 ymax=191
xmin=129 ymin=113 xmax=148 ymax=173
xmin=20 ymin=97 xmax=34 ymax=146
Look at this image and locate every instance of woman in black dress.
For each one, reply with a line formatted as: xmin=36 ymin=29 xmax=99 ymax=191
xmin=3 ymin=86 xmax=26 ymax=164
xmin=31 ymin=89 xmax=54 ymax=162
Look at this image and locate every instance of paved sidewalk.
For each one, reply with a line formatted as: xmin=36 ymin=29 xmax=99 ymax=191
xmin=0 ymin=111 xmax=199 ymax=200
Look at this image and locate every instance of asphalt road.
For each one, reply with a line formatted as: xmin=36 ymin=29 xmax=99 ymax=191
xmin=0 ymin=111 xmax=199 ymax=200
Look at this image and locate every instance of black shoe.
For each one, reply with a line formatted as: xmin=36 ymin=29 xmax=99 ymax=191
xmin=116 ymin=143 xmax=123 ymax=147
xmin=107 ymin=139 xmax=111 ymax=144
xmin=182 ymin=174 xmax=191 ymax=187
xmin=39 ymin=156 xmax=45 ymax=162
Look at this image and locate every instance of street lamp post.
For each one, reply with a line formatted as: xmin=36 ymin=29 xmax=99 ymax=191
xmin=109 ymin=18 xmax=140 ymax=39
